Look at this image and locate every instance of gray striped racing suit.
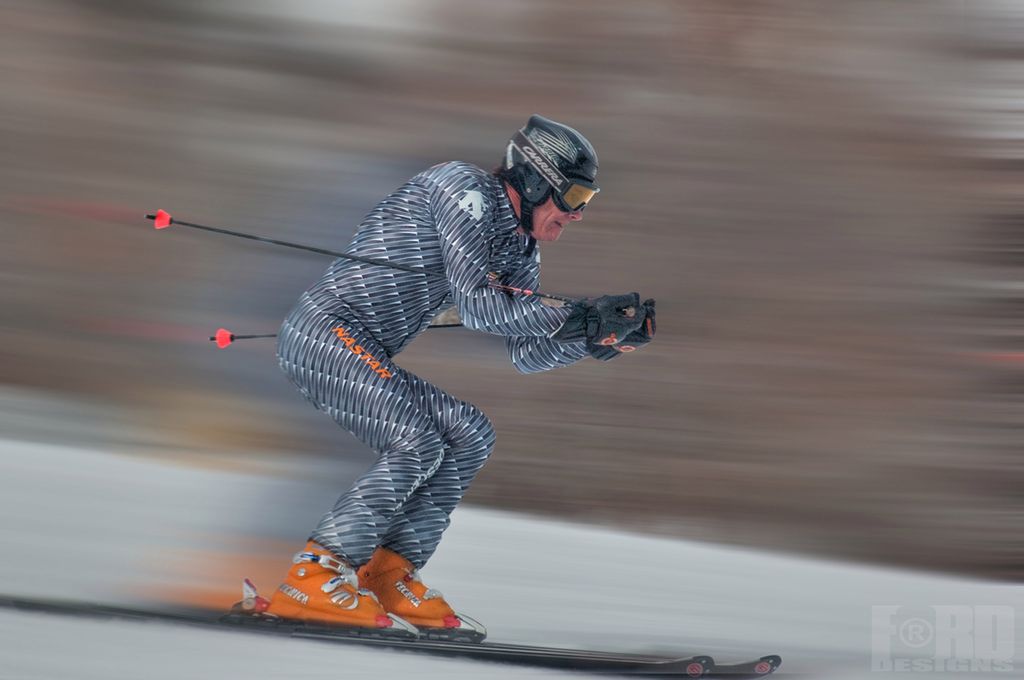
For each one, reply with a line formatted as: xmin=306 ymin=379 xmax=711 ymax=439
xmin=277 ymin=161 xmax=593 ymax=568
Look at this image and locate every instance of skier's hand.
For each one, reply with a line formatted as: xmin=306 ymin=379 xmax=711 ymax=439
xmin=617 ymin=298 xmax=656 ymax=352
xmin=584 ymin=299 xmax=655 ymax=360
xmin=550 ymin=293 xmax=644 ymax=346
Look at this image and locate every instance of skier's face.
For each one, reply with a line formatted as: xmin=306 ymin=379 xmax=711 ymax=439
xmin=531 ymin=195 xmax=583 ymax=241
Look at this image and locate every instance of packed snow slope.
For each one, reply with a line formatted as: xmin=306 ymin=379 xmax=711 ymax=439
xmin=0 ymin=439 xmax=1019 ymax=679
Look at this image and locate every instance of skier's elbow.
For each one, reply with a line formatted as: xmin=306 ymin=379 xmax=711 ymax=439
xmin=512 ymin=361 xmax=544 ymax=375
xmin=459 ymin=306 xmax=502 ymax=336
xmin=507 ymin=349 xmax=551 ymax=375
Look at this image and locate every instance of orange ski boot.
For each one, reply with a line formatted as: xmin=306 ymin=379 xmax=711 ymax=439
xmin=261 ymin=541 xmax=417 ymax=636
xmin=357 ymin=547 xmax=486 ymax=642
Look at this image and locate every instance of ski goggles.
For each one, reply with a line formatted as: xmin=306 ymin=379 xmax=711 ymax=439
xmin=511 ymin=131 xmax=599 ymax=213
xmin=553 ymin=182 xmax=598 ymax=213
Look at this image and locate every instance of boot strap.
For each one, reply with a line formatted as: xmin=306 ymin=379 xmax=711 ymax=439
xmin=294 ymin=551 xmax=349 ymax=574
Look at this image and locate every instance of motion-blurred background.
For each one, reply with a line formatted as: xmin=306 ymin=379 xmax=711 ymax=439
xmin=2 ymin=0 xmax=1020 ymax=597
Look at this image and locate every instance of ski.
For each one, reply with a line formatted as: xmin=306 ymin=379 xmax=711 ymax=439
xmin=0 ymin=594 xmax=781 ymax=678
xmin=707 ymin=656 xmax=783 ymax=678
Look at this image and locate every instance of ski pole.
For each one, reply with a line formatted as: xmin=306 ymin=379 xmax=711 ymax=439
xmin=484 ymin=273 xmax=575 ymax=305
xmin=210 ymin=330 xmax=278 ymax=349
xmin=210 ymin=325 xmax=463 ymax=349
xmin=147 ymin=210 xmax=576 ymax=305
xmin=148 ymin=210 xmax=438 ymax=276
xmin=148 ymin=210 xmax=580 ymax=348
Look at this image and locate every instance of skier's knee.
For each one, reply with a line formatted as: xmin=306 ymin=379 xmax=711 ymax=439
xmin=445 ymin=406 xmax=496 ymax=461
xmin=389 ymin=426 xmax=447 ymax=489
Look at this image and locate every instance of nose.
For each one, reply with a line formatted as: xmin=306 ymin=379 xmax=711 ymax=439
xmin=567 ymin=209 xmax=584 ymax=222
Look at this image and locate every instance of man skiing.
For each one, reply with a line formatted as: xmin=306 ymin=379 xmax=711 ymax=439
xmin=266 ymin=114 xmax=656 ymax=637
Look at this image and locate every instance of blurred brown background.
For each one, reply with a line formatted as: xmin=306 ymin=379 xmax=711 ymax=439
xmin=2 ymin=0 xmax=1020 ymax=580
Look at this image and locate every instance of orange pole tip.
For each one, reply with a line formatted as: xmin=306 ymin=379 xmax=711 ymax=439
xmin=153 ymin=209 xmax=172 ymax=229
xmin=213 ymin=328 xmax=234 ymax=348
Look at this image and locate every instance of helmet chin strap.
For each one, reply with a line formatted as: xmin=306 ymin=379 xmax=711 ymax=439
xmin=502 ymin=174 xmax=540 ymax=258
xmin=524 ymin=236 xmax=537 ymax=258
xmin=520 ymin=200 xmax=538 ymax=257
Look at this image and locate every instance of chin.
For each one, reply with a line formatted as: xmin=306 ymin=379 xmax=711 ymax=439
xmin=538 ymin=226 xmax=563 ymax=241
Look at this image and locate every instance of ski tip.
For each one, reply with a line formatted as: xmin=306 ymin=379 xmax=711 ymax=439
xmin=708 ymin=654 xmax=781 ymax=678
xmin=686 ymin=659 xmax=709 ymax=677
xmin=687 ymin=655 xmax=714 ymax=677
xmin=754 ymin=655 xmax=782 ymax=675
xmin=211 ymin=328 xmax=234 ymax=349
xmin=151 ymin=209 xmax=173 ymax=229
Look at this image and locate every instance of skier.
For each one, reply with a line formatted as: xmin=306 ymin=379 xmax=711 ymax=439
xmin=265 ymin=114 xmax=656 ymax=636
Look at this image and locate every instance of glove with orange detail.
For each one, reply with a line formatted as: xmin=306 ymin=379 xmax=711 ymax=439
xmin=586 ymin=298 xmax=655 ymax=361
xmin=551 ymin=292 xmax=644 ymax=348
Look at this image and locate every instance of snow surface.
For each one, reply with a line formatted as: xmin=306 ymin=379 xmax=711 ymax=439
xmin=0 ymin=438 xmax=1019 ymax=679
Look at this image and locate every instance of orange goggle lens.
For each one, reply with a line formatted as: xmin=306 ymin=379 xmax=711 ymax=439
xmin=559 ymin=183 xmax=598 ymax=212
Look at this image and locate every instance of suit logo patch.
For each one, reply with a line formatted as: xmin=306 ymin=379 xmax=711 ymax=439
xmin=458 ymin=190 xmax=484 ymax=220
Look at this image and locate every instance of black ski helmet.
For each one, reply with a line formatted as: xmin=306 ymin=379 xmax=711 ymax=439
xmin=498 ymin=114 xmax=600 ymax=236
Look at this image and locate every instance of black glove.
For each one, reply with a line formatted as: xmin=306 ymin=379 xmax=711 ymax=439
xmin=617 ymin=298 xmax=656 ymax=352
xmin=551 ymin=293 xmax=644 ymax=346
xmin=586 ymin=298 xmax=655 ymax=360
